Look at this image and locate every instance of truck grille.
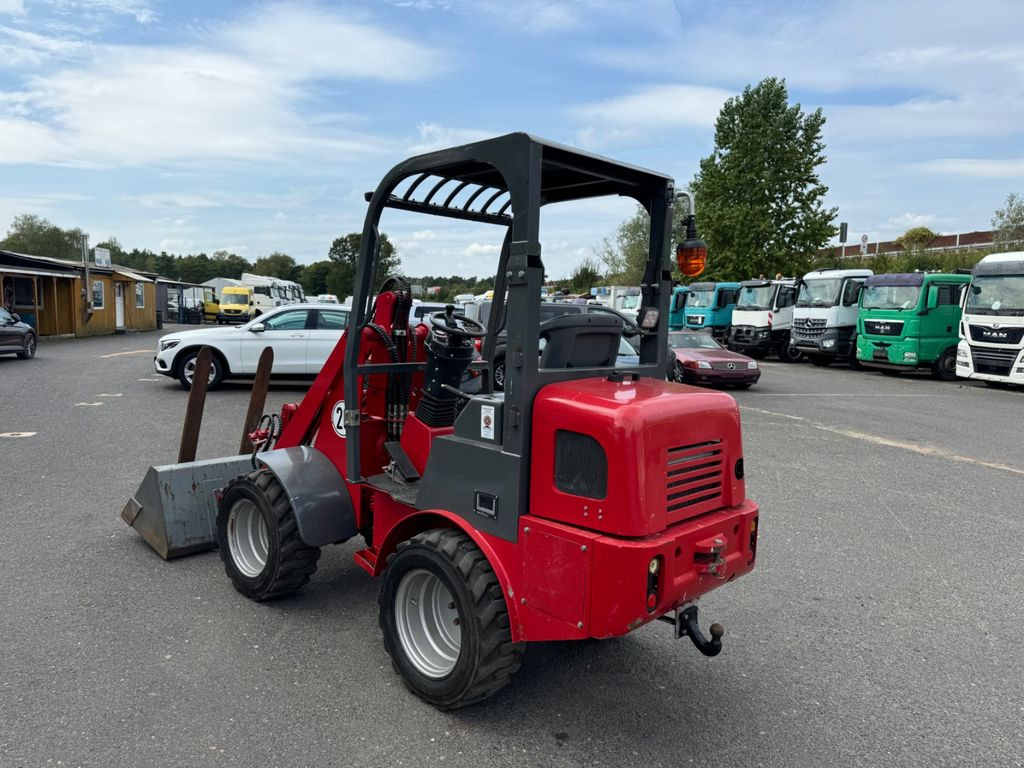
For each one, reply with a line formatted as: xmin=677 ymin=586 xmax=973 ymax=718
xmin=969 ymin=325 xmax=1024 ymax=344
xmin=970 ymin=345 xmax=1019 ymax=376
xmin=731 ymin=325 xmax=755 ymax=342
xmin=863 ymin=319 xmax=904 ymax=336
xmin=792 ymin=317 xmax=826 ymax=340
xmin=686 ymin=315 xmax=705 ymax=326
xmin=665 ymin=440 xmax=725 ymax=521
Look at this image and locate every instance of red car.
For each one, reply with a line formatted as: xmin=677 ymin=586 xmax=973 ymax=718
xmin=669 ymin=329 xmax=760 ymax=388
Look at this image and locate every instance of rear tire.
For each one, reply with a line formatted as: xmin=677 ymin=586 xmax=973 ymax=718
xmin=932 ymin=347 xmax=958 ymax=381
xmin=17 ymin=333 xmax=36 ymax=359
xmin=216 ymin=470 xmax=321 ymax=601
xmin=379 ymin=529 xmax=524 ymax=709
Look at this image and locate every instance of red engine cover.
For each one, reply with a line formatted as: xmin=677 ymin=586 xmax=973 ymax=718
xmin=530 ymin=377 xmax=747 ymax=538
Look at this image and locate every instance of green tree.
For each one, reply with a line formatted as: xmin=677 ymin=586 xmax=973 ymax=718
xmin=251 ymin=251 xmax=299 ymax=281
xmin=691 ymin=77 xmax=837 ymax=280
xmin=993 ymin=192 xmax=1024 ymax=249
xmin=570 ymin=257 xmax=603 ymax=292
xmin=298 ymin=260 xmax=336 ymax=296
xmin=327 ymin=232 xmax=401 ymax=299
xmin=1 ymin=214 xmax=86 ymax=260
xmin=897 ymin=227 xmax=937 ymax=251
xmin=209 ymin=250 xmax=253 ymax=279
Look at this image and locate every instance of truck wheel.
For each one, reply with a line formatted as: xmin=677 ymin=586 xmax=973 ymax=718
xmin=216 ymin=470 xmax=321 ymax=601
xmin=379 ymin=529 xmax=524 ymax=709
xmin=177 ymin=349 xmax=226 ymax=390
xmin=809 ymin=356 xmax=831 ymax=367
xmin=931 ymin=347 xmax=958 ymax=381
xmin=779 ymin=340 xmax=802 ymax=363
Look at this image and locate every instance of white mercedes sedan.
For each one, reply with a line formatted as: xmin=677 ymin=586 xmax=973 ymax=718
xmin=153 ymin=303 xmax=351 ymax=389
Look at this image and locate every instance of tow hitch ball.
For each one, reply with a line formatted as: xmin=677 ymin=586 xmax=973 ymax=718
xmin=660 ymin=604 xmax=724 ymax=657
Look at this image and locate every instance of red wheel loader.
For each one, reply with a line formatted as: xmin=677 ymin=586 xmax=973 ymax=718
xmin=210 ymin=134 xmax=758 ymax=708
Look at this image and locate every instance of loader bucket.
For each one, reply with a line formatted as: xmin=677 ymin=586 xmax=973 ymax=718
xmin=120 ymin=456 xmax=254 ymax=560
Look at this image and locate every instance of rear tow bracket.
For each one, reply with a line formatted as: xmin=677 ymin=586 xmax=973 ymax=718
xmin=659 ymin=603 xmax=725 ymax=657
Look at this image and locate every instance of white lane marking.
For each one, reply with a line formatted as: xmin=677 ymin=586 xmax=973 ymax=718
xmin=137 ymin=377 xmax=161 ymax=382
xmin=100 ymin=349 xmax=151 ymax=358
xmin=75 ymin=402 xmax=104 ymax=407
xmin=98 ymin=393 xmax=123 ymax=397
xmin=0 ymin=431 xmax=36 ymax=438
xmin=741 ymin=405 xmax=1024 ymax=476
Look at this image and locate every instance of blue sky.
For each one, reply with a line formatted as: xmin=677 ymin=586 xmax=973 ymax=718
xmin=1 ymin=0 xmax=1021 ymax=279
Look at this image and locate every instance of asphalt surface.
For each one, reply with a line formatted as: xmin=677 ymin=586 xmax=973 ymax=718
xmin=1 ymin=327 xmax=1022 ymax=768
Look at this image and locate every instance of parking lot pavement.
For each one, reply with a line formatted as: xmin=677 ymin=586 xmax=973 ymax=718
xmin=1 ymin=335 xmax=1022 ymax=768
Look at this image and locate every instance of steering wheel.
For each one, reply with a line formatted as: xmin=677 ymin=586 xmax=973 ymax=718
xmin=429 ymin=307 xmax=486 ymax=341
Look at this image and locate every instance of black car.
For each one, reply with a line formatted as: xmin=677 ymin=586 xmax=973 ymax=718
xmin=0 ymin=307 xmax=37 ymax=359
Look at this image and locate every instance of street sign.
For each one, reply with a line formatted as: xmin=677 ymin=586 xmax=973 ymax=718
xmin=861 ymin=234 xmax=869 ymax=244
xmin=95 ymin=247 xmax=111 ymax=267
xmin=839 ymin=222 xmax=848 ymax=243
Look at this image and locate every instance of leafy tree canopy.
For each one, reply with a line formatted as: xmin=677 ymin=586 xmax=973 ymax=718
xmin=251 ymin=251 xmax=299 ymax=282
xmin=993 ymin=192 xmax=1024 ymax=249
xmin=326 ymin=232 xmax=401 ymax=299
xmin=690 ymin=77 xmax=837 ymax=280
xmin=1 ymin=214 xmax=86 ymax=261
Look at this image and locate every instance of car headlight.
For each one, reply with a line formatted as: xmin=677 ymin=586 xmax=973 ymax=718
xmin=697 ymin=360 xmax=712 ymax=369
xmin=957 ymin=347 xmax=969 ymax=359
xmin=160 ymin=339 xmax=181 ymax=352
xmin=747 ymin=360 xmax=758 ymax=369
xmin=822 ymin=338 xmax=835 ymax=349
xmin=903 ymin=351 xmax=917 ymax=360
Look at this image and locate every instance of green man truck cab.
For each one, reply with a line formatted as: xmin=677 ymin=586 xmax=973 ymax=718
xmin=856 ymin=272 xmax=970 ymax=380
xmin=956 ymin=251 xmax=1024 ymax=386
xmin=682 ymin=282 xmax=740 ymax=341
xmin=790 ymin=268 xmax=872 ymax=366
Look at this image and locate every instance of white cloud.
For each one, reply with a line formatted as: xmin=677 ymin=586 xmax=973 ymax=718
xmin=158 ymin=236 xmax=194 ymax=251
xmin=463 ymin=243 xmax=500 ymax=258
xmin=408 ymin=123 xmax=494 ymax=155
xmin=0 ymin=4 xmax=441 ymax=167
xmin=0 ymin=0 xmax=24 ymax=14
xmin=915 ymin=158 xmax=1024 ymax=179
xmin=572 ymin=84 xmax=731 ymax=133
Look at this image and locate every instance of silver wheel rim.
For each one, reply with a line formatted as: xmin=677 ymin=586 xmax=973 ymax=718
xmin=493 ymin=362 xmax=505 ymax=388
xmin=184 ymin=357 xmax=217 ymax=385
xmin=226 ymin=499 xmax=268 ymax=578
xmin=26 ymin=337 xmax=36 ymax=356
xmin=394 ymin=568 xmax=461 ymax=678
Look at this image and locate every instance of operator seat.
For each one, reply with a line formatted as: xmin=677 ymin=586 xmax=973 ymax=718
xmin=539 ymin=313 xmax=623 ymax=369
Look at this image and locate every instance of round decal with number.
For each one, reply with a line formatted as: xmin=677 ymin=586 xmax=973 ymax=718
xmin=332 ymin=400 xmax=347 ymax=438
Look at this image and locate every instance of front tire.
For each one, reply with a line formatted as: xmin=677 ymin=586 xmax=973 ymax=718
xmin=932 ymin=347 xmax=958 ymax=381
xmin=177 ymin=349 xmax=226 ymax=390
xmin=216 ymin=470 xmax=321 ymax=601
xmin=17 ymin=333 xmax=36 ymax=359
xmin=779 ymin=339 xmax=802 ymax=363
xmin=379 ymin=529 xmax=524 ymax=709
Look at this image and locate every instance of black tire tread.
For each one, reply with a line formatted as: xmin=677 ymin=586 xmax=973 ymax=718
xmin=380 ymin=528 xmax=524 ymax=709
xmin=219 ymin=470 xmax=321 ymax=601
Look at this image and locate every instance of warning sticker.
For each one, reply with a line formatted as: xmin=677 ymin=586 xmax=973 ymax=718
xmin=480 ymin=404 xmax=494 ymax=440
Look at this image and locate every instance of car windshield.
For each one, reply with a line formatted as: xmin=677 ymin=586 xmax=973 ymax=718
xmin=687 ymin=288 xmax=715 ymax=308
xmin=736 ymin=285 xmax=774 ymax=310
xmin=796 ymin=278 xmax=842 ymax=307
xmin=669 ymin=332 xmax=721 ymax=350
xmin=861 ymin=284 xmax=921 ymax=310
xmin=221 ymin=292 xmax=249 ymax=305
xmin=966 ymin=275 xmax=1024 ymax=315
xmin=620 ymin=294 xmax=640 ymax=310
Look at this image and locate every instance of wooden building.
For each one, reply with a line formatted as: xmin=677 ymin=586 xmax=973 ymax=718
xmin=0 ymin=250 xmax=157 ymax=337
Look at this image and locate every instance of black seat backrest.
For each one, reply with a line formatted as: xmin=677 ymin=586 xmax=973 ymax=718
xmin=539 ymin=313 xmax=623 ymax=369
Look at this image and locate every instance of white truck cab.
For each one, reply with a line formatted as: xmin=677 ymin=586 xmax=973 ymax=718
xmin=728 ymin=278 xmax=801 ymax=362
xmin=956 ymin=252 xmax=1024 ymax=386
xmin=790 ymin=268 xmax=873 ymax=366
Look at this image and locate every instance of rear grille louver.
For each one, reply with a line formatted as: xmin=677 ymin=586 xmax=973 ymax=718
xmin=665 ymin=440 xmax=725 ymax=519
